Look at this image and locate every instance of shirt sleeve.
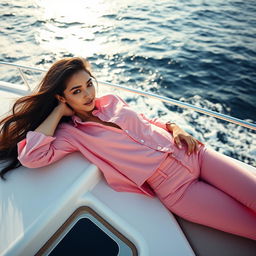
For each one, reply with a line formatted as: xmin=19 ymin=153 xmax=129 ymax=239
xmin=139 ymin=113 xmax=168 ymax=131
xmin=17 ymin=130 xmax=77 ymax=168
xmin=114 ymin=93 xmax=207 ymax=145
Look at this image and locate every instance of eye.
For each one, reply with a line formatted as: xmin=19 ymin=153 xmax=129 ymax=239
xmin=88 ymin=81 xmax=93 ymax=87
xmin=73 ymin=89 xmax=81 ymax=95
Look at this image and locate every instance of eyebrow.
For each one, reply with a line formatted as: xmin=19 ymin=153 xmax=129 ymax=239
xmin=69 ymin=78 xmax=92 ymax=92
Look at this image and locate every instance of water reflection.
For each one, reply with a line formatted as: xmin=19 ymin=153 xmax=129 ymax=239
xmin=35 ymin=0 xmax=122 ymax=56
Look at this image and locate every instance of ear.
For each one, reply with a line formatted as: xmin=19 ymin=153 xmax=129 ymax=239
xmin=55 ymin=94 xmax=66 ymax=103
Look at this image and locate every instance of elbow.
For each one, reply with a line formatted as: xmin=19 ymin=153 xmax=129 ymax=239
xmin=17 ymin=147 xmax=54 ymax=169
xmin=18 ymin=155 xmax=46 ymax=169
xmin=19 ymin=159 xmax=40 ymax=169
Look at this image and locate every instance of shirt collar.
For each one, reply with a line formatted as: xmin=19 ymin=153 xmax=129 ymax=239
xmin=71 ymin=97 xmax=101 ymax=127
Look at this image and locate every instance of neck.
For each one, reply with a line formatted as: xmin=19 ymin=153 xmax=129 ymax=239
xmin=75 ymin=112 xmax=92 ymax=121
xmin=75 ymin=107 xmax=97 ymax=121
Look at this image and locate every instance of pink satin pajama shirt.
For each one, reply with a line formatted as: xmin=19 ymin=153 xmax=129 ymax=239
xmin=17 ymin=94 xmax=192 ymax=197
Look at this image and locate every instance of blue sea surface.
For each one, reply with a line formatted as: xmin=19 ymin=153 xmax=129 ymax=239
xmin=0 ymin=0 xmax=255 ymax=165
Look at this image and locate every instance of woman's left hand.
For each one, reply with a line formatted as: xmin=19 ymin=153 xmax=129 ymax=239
xmin=167 ymin=123 xmax=202 ymax=155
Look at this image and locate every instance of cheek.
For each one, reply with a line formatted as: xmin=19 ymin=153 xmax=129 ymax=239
xmin=65 ymin=96 xmax=80 ymax=107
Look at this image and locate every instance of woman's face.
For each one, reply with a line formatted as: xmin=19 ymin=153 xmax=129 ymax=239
xmin=58 ymin=70 xmax=96 ymax=117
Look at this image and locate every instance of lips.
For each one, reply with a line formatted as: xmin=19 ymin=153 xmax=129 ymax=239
xmin=84 ymin=98 xmax=94 ymax=105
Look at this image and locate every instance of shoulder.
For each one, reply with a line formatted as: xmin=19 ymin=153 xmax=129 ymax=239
xmin=99 ymin=94 xmax=129 ymax=108
xmin=57 ymin=122 xmax=75 ymax=134
xmin=54 ymin=123 xmax=80 ymax=143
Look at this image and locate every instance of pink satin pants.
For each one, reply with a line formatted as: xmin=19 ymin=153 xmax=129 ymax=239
xmin=147 ymin=145 xmax=256 ymax=240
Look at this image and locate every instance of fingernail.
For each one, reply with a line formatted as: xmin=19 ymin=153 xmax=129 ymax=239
xmin=179 ymin=145 xmax=182 ymax=149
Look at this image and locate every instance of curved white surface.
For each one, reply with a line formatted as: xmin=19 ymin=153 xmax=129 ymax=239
xmin=0 ymin=153 xmax=195 ymax=256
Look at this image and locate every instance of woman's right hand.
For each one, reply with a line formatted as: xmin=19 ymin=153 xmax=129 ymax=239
xmin=35 ymin=102 xmax=74 ymax=136
xmin=55 ymin=102 xmax=74 ymax=117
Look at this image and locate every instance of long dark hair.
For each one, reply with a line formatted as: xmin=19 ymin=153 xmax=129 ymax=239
xmin=0 ymin=57 xmax=94 ymax=180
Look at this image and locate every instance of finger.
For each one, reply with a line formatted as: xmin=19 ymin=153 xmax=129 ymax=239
xmin=188 ymin=138 xmax=196 ymax=155
xmin=192 ymin=140 xmax=197 ymax=153
xmin=190 ymin=139 xmax=196 ymax=154
xmin=194 ymin=139 xmax=201 ymax=151
xmin=195 ymin=140 xmax=199 ymax=152
xmin=192 ymin=139 xmax=199 ymax=153
xmin=186 ymin=138 xmax=193 ymax=155
xmin=174 ymin=137 xmax=182 ymax=149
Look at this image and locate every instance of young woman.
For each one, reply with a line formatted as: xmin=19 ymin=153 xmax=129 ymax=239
xmin=0 ymin=57 xmax=255 ymax=240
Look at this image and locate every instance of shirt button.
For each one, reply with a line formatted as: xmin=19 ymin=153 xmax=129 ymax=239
xmin=140 ymin=139 xmax=145 ymax=143
xmin=157 ymin=146 xmax=162 ymax=150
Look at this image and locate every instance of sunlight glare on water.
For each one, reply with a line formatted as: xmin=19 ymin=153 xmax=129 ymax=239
xmin=37 ymin=0 xmax=108 ymax=23
xmin=35 ymin=0 xmax=121 ymax=56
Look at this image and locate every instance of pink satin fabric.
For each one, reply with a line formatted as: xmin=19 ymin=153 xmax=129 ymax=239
xmin=147 ymin=145 xmax=256 ymax=240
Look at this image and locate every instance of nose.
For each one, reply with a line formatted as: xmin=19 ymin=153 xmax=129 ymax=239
xmin=82 ymin=85 xmax=90 ymax=97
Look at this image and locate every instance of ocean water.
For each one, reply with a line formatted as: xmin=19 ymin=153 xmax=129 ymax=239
xmin=0 ymin=0 xmax=255 ymax=166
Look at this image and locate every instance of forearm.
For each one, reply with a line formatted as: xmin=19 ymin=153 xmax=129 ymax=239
xmin=34 ymin=106 xmax=63 ymax=136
